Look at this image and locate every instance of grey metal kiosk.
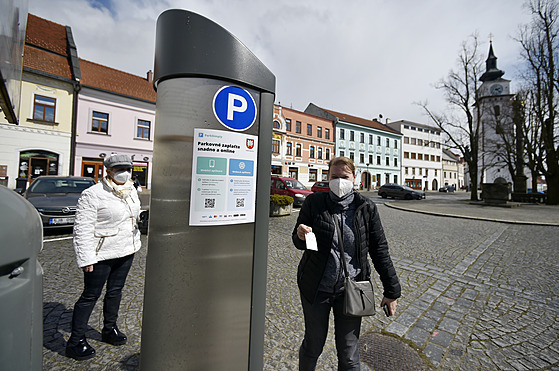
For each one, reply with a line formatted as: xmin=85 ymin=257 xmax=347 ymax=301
xmin=140 ymin=10 xmax=275 ymax=370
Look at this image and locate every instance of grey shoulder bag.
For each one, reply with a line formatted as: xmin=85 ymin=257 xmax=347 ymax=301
xmin=333 ymin=214 xmax=376 ymax=317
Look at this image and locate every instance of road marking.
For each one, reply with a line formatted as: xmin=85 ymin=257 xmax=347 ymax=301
xmin=43 ymin=236 xmax=73 ymax=243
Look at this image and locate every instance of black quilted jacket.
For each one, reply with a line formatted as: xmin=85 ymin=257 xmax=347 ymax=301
xmin=292 ymin=191 xmax=401 ymax=304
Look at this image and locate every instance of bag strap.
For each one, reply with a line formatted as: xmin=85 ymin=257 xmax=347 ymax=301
xmin=333 ymin=214 xmax=350 ymax=278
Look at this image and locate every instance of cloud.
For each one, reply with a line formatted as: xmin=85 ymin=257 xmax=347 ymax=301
xmin=29 ymin=0 xmax=532 ymax=123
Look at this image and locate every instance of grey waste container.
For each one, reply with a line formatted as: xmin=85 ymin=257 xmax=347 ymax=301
xmin=0 ymin=185 xmax=43 ymax=370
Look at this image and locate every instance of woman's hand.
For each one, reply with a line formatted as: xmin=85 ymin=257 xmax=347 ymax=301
xmin=82 ymin=265 xmax=94 ymax=273
xmin=380 ymin=297 xmax=397 ymax=316
xmin=296 ymin=224 xmax=312 ymax=241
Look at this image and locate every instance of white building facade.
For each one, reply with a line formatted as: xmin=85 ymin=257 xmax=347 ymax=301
xmin=387 ymin=120 xmax=443 ymax=190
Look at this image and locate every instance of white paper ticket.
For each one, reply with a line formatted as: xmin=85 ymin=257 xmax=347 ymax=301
xmin=305 ymin=232 xmax=318 ymax=251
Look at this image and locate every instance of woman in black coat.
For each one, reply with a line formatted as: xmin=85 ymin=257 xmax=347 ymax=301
xmin=293 ymin=157 xmax=401 ymax=371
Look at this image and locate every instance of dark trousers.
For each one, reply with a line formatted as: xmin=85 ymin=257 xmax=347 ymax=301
xmin=68 ymin=254 xmax=134 ymax=346
xmin=299 ymin=291 xmax=362 ymax=371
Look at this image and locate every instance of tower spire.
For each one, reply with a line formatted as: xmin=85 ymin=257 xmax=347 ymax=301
xmin=480 ymin=41 xmax=505 ymax=81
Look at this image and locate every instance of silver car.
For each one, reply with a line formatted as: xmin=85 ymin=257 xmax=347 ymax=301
xmin=24 ymin=176 xmax=96 ymax=229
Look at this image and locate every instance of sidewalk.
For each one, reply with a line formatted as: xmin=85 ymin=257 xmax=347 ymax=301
xmin=360 ymin=191 xmax=559 ymax=227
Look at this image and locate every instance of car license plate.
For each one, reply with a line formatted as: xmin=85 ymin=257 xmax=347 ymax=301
xmin=49 ymin=217 xmax=75 ymax=225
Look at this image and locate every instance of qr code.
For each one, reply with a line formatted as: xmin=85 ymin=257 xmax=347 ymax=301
xmin=204 ymin=198 xmax=216 ymax=209
xmin=236 ymin=198 xmax=245 ymax=208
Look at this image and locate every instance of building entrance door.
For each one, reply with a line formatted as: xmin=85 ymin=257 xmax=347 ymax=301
xmin=82 ymin=160 xmax=104 ymax=182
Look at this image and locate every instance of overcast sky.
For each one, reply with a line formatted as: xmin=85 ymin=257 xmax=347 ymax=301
xmin=29 ymin=0 xmax=532 ymax=123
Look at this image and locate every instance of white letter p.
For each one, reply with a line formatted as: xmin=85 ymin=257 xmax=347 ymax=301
xmin=227 ymin=93 xmax=247 ymax=120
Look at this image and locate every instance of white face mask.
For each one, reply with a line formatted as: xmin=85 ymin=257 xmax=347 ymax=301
xmin=329 ymin=178 xmax=354 ymax=198
xmin=112 ymin=170 xmax=131 ymax=184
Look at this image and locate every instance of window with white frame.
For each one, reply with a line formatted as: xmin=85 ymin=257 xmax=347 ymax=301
xmin=33 ymin=95 xmax=56 ymax=122
xmin=91 ymin=111 xmax=109 ymax=134
xmin=272 ymin=139 xmax=280 ymax=154
xmin=137 ymin=119 xmax=151 ymax=139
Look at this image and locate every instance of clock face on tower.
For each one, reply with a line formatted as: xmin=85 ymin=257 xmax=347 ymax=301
xmin=490 ymin=84 xmax=504 ymax=95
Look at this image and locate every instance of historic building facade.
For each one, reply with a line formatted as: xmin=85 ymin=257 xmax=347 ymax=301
xmin=0 ymin=14 xmax=79 ymax=189
xmin=272 ymin=105 xmax=335 ymax=186
xmin=73 ymin=61 xmax=155 ymax=188
xmin=306 ymin=104 xmax=402 ymax=189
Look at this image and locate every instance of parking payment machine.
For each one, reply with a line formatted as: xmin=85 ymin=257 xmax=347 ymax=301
xmin=140 ymin=10 xmax=275 ymax=370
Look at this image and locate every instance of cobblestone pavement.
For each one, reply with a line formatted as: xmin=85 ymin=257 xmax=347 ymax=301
xmin=40 ymin=195 xmax=559 ymax=370
xmin=264 ymin=199 xmax=559 ymax=370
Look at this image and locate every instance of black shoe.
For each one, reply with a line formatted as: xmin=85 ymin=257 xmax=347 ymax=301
xmin=66 ymin=337 xmax=95 ymax=360
xmin=101 ymin=326 xmax=127 ymax=346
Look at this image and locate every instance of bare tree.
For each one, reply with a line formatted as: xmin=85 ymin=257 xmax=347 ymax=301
xmin=516 ymin=0 xmax=559 ymax=204
xmin=520 ymin=87 xmax=547 ymax=191
xmin=418 ymin=34 xmax=484 ymax=201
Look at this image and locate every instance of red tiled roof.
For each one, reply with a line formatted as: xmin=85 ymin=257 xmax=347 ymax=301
xmin=80 ymin=59 xmax=156 ymax=103
xmin=23 ymin=45 xmax=73 ymax=79
xmin=320 ymin=107 xmax=401 ymax=135
xmin=26 ymin=14 xmax=68 ymax=57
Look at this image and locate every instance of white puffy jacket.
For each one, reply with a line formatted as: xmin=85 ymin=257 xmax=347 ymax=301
xmin=73 ymin=179 xmax=141 ymax=268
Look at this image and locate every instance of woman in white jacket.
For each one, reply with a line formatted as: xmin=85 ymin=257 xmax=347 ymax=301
xmin=66 ymin=154 xmax=141 ymax=361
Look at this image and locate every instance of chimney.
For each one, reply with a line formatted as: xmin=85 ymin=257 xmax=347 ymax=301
xmin=147 ymin=70 xmax=154 ymax=84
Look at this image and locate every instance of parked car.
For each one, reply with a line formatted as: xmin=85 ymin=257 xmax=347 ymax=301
xmin=270 ymin=176 xmax=313 ymax=207
xmin=378 ymin=184 xmax=426 ymax=200
xmin=439 ymin=185 xmax=456 ymax=192
xmin=24 ymin=176 xmax=96 ymax=229
xmin=311 ymin=181 xmax=330 ymax=193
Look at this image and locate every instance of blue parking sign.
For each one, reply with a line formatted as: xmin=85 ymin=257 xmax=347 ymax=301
xmin=213 ymin=86 xmax=257 ymax=131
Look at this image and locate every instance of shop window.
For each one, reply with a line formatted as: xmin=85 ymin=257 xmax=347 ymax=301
xmin=309 ymin=169 xmax=317 ymax=181
xmin=19 ymin=150 xmax=59 ymax=182
xmin=289 ymin=167 xmax=298 ymax=179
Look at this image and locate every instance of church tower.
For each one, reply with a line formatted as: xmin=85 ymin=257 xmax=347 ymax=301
xmin=479 ymin=41 xmax=511 ymax=98
xmin=477 ymin=41 xmax=515 ymax=184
